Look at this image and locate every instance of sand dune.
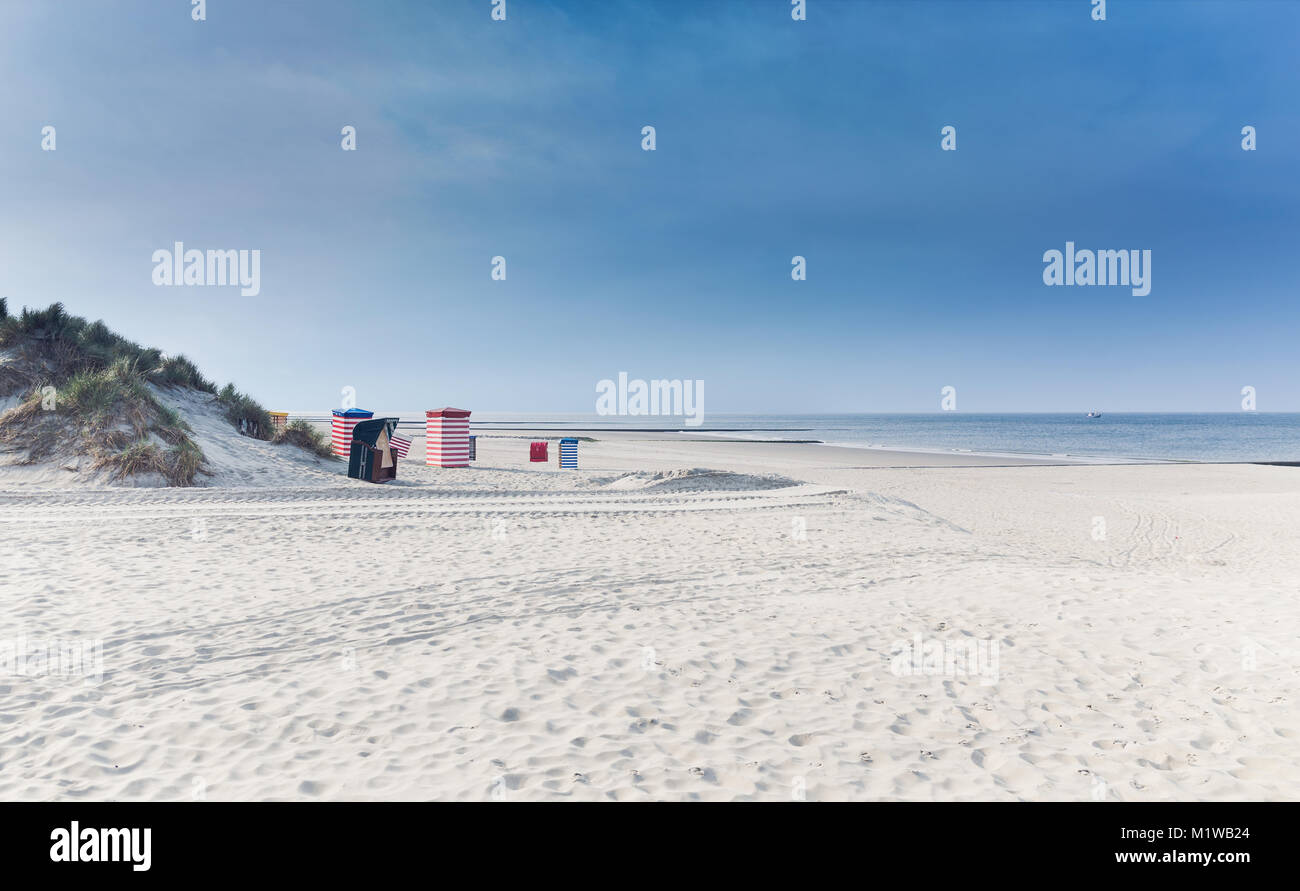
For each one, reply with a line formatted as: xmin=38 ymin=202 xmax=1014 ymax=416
xmin=1 ymin=432 xmax=1297 ymax=800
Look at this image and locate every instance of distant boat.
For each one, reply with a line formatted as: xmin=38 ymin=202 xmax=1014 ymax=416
xmin=1086 ymin=410 xmax=1103 ymax=418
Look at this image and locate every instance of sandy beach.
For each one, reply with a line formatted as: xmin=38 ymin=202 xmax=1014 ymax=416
xmin=3 ymin=426 xmax=1297 ymax=801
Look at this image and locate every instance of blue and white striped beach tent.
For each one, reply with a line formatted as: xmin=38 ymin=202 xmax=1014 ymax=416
xmin=559 ymin=438 xmax=578 ymax=469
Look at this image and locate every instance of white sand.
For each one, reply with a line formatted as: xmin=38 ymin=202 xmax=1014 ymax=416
xmin=2 ymin=426 xmax=1298 ymax=801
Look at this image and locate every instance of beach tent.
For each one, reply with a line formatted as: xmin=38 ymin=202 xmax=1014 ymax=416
xmin=468 ymin=435 xmax=476 ymax=461
xmin=530 ymin=441 xmax=548 ymax=462
xmin=269 ymin=411 xmax=288 ymax=432
xmin=426 ymin=407 xmax=471 ymax=467
xmin=331 ymin=408 xmax=374 ymax=457
xmin=347 ymin=417 xmax=400 ymax=483
xmin=559 ymin=438 xmax=578 ymax=469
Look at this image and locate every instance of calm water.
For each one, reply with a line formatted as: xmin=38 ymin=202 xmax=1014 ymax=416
xmin=464 ymin=413 xmax=1300 ymax=463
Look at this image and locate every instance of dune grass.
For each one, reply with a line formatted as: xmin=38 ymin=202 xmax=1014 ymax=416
xmin=273 ymin=418 xmax=335 ymax=459
xmin=0 ymin=302 xmax=217 ymax=393
xmin=217 ymin=383 xmax=273 ymax=438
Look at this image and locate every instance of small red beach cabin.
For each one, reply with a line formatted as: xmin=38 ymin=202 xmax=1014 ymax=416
xmin=426 ymin=407 xmax=471 ymax=467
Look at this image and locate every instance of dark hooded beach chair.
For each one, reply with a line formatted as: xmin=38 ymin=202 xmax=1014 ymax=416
xmin=347 ymin=417 xmax=401 ymax=483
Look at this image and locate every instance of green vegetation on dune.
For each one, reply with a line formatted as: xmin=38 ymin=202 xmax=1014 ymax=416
xmin=216 ymin=383 xmax=273 ymax=438
xmin=0 ymin=301 xmax=330 ymax=485
xmin=0 ymin=301 xmax=215 ymax=391
xmin=273 ymin=418 xmax=335 ymax=459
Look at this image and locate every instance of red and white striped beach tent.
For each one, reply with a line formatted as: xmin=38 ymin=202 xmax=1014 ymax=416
xmin=331 ymin=409 xmax=374 ymax=457
xmin=425 ymin=408 xmax=472 ymax=467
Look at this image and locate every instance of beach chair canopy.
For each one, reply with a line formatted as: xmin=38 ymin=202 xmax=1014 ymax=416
xmin=350 ymin=417 xmax=399 ymax=448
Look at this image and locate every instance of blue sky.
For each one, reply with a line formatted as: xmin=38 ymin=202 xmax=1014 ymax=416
xmin=2 ymin=0 xmax=1297 ymax=412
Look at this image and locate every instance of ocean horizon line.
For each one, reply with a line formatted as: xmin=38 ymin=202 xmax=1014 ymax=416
xmin=283 ymin=410 xmax=1300 ymax=418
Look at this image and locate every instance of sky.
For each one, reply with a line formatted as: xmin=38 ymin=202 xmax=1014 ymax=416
xmin=1 ymin=0 xmax=1298 ymax=413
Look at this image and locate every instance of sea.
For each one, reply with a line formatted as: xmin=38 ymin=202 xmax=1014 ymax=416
xmin=462 ymin=412 xmax=1300 ymax=464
